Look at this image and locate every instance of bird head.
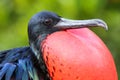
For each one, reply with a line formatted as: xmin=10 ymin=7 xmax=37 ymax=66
xmin=28 ymin=11 xmax=107 ymax=60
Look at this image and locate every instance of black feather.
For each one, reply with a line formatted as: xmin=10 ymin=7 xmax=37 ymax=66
xmin=0 ymin=47 xmax=48 ymax=80
xmin=15 ymin=61 xmax=24 ymax=80
xmin=0 ymin=63 xmax=9 ymax=79
xmin=5 ymin=63 xmax=16 ymax=80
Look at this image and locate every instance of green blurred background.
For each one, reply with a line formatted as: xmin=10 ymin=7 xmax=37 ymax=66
xmin=0 ymin=0 xmax=120 ymax=79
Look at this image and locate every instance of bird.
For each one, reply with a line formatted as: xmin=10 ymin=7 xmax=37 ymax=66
xmin=0 ymin=11 xmax=117 ymax=80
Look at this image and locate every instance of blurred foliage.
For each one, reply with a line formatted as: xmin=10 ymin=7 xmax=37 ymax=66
xmin=0 ymin=0 xmax=120 ymax=79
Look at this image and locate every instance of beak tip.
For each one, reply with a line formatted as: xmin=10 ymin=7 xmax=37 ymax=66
xmin=95 ymin=19 xmax=108 ymax=30
xmin=101 ymin=23 xmax=108 ymax=31
xmin=102 ymin=22 xmax=108 ymax=31
xmin=104 ymin=25 xmax=108 ymax=31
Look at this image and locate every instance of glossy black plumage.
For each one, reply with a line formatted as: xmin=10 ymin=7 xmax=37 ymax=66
xmin=0 ymin=47 xmax=49 ymax=80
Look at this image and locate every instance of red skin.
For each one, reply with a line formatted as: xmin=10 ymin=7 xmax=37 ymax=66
xmin=41 ymin=28 xmax=118 ymax=80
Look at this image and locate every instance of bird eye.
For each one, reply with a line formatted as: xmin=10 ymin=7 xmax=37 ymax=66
xmin=44 ymin=19 xmax=53 ymax=25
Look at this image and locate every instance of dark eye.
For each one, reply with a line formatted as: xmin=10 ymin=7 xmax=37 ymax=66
xmin=44 ymin=19 xmax=53 ymax=25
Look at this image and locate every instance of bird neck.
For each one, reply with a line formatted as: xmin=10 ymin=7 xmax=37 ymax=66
xmin=30 ymin=34 xmax=50 ymax=78
xmin=30 ymin=33 xmax=47 ymax=60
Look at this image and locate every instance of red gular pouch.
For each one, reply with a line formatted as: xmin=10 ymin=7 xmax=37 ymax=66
xmin=41 ymin=28 xmax=118 ymax=80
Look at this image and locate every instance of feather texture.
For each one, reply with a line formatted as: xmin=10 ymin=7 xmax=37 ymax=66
xmin=0 ymin=47 xmax=48 ymax=80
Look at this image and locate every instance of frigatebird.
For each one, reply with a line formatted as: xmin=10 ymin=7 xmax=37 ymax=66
xmin=0 ymin=11 xmax=117 ymax=80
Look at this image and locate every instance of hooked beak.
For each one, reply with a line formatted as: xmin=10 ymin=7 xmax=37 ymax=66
xmin=54 ymin=18 xmax=108 ymax=30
